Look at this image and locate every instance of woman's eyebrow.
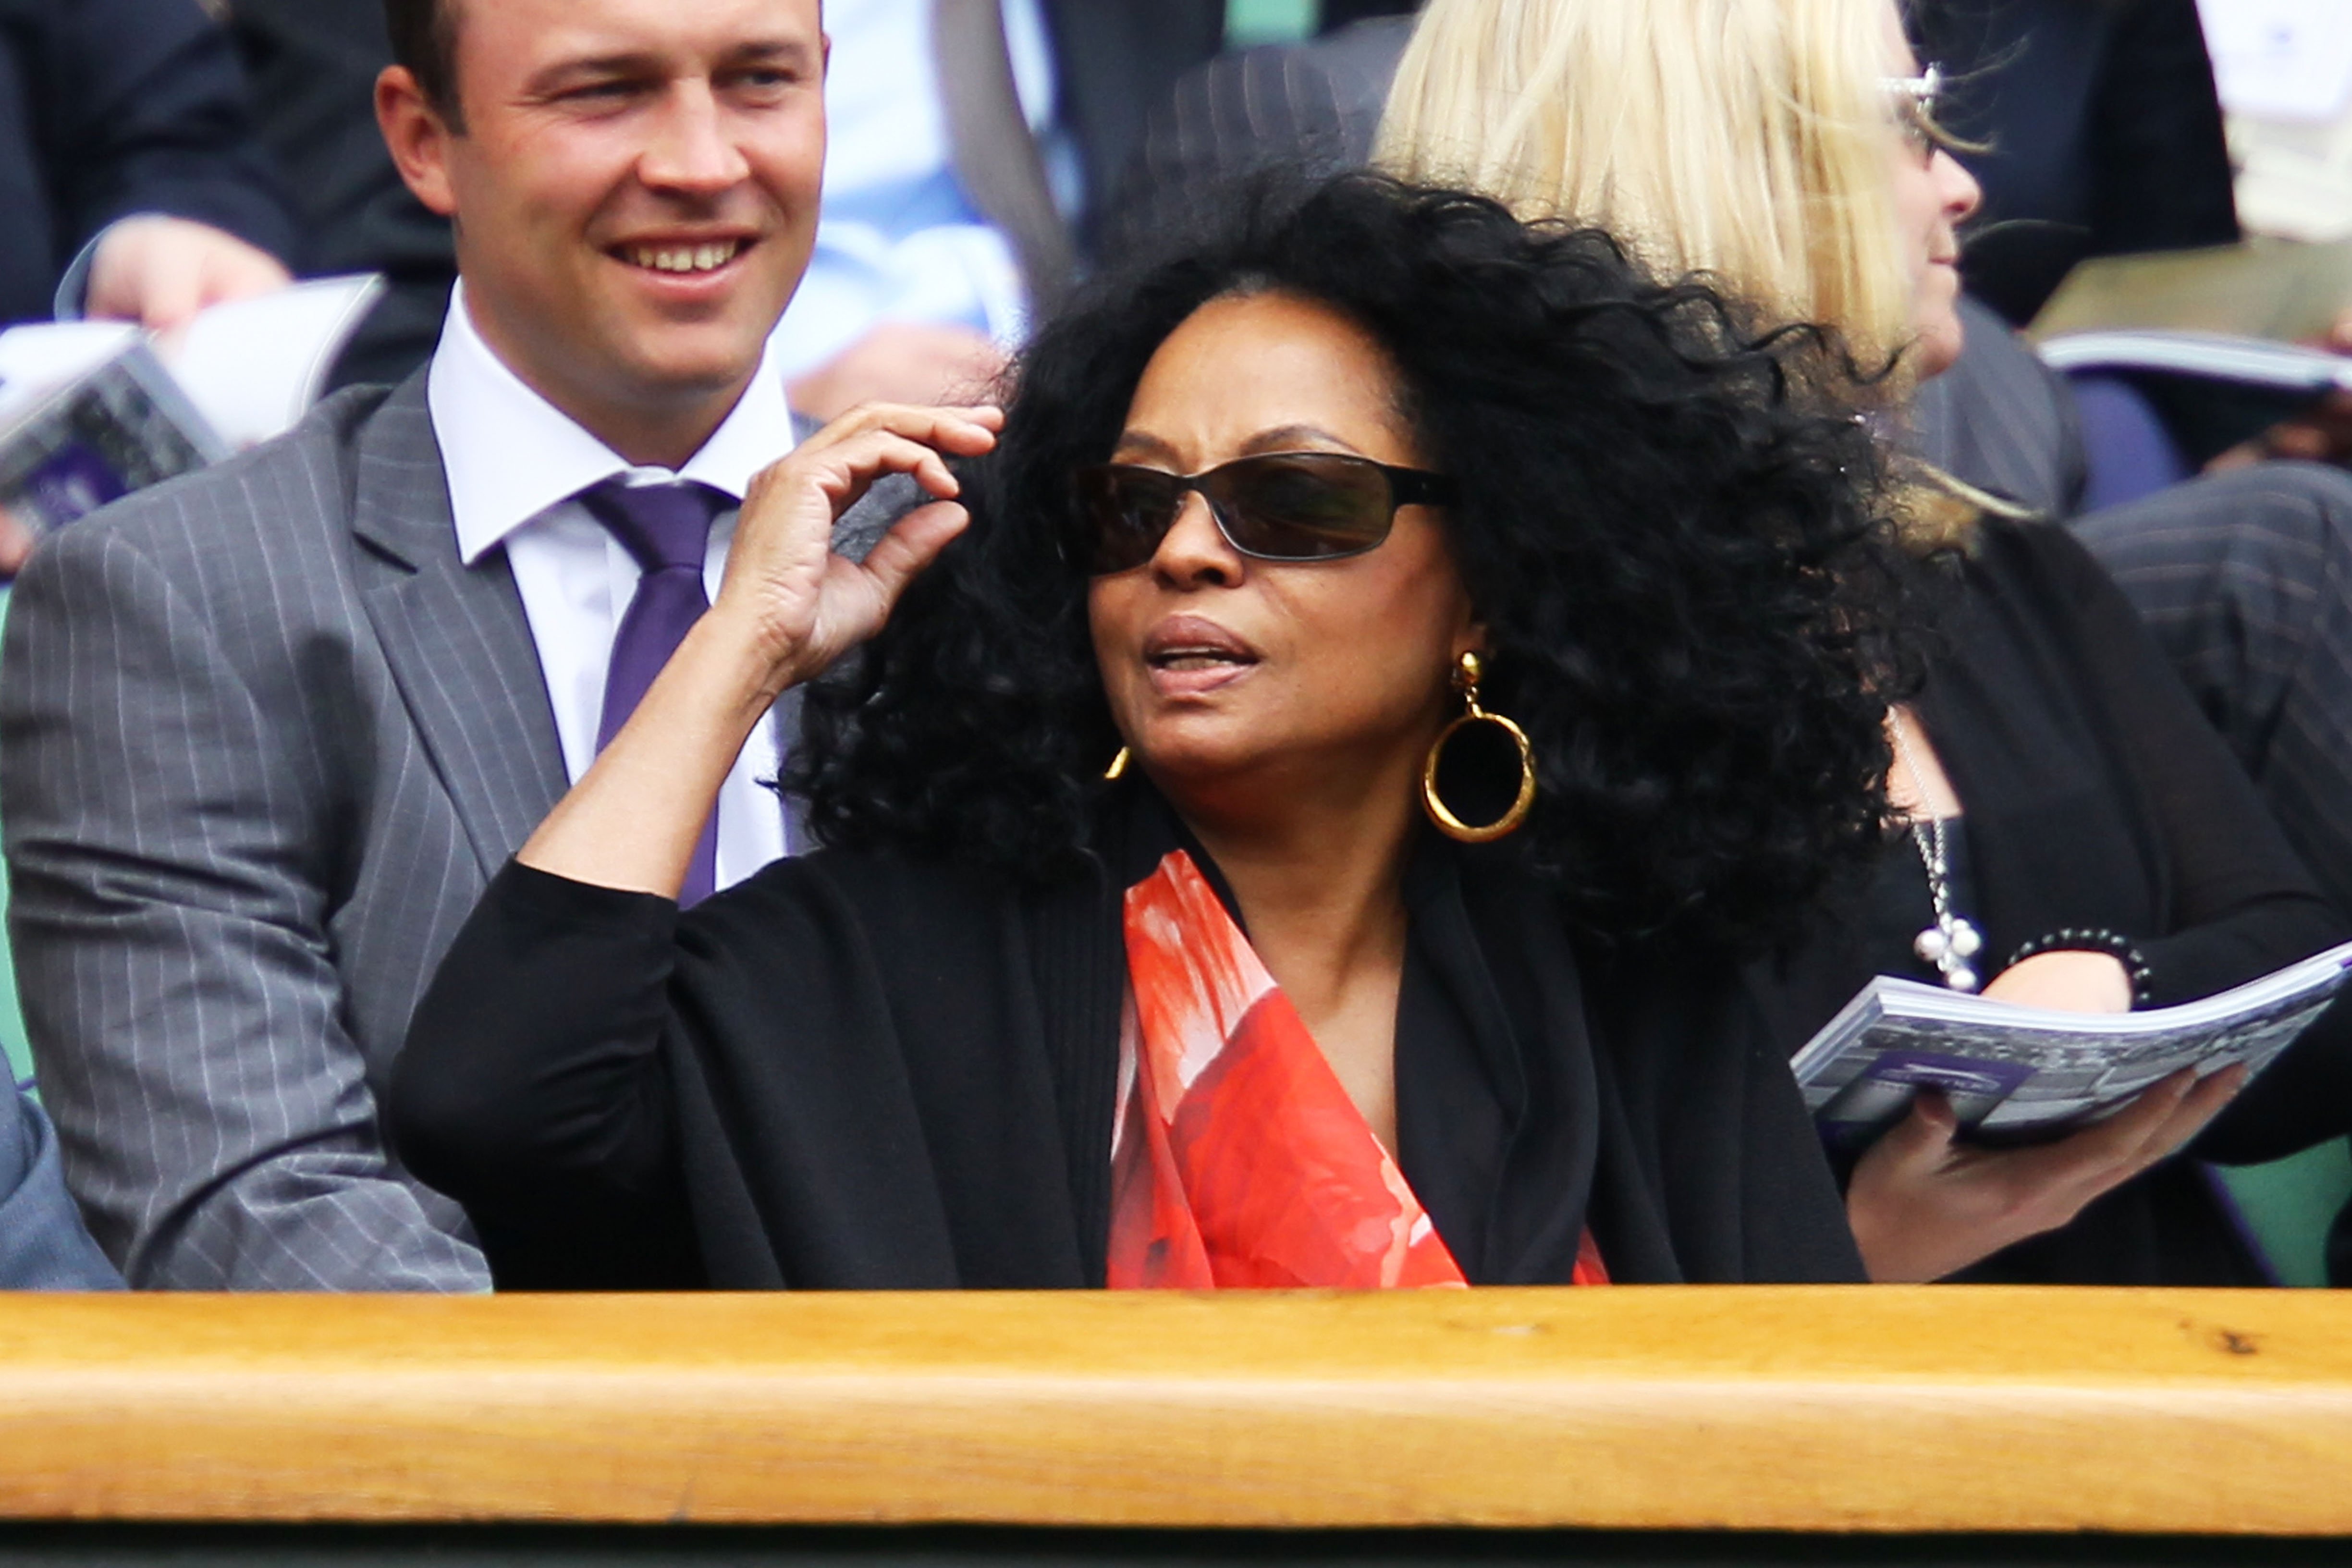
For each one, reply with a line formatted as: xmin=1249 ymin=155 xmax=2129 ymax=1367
xmin=1240 ymin=424 xmax=1366 ymax=455
xmin=1110 ymin=431 xmax=1182 ymax=462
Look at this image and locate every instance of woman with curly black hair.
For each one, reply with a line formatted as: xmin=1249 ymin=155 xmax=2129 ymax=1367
xmin=393 ymin=175 xmax=1899 ymax=1290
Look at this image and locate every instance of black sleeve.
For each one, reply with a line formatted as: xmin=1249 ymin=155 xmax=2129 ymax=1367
xmin=2020 ymin=523 xmax=2352 ymax=1160
xmin=1736 ymin=1024 xmax=1869 ymax=1283
xmin=391 ymin=860 xmax=700 ymax=1290
xmin=37 ymin=0 xmax=296 ymax=269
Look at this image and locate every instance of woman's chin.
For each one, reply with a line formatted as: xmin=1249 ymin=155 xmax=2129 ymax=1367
xmin=1911 ymin=287 xmax=1966 ymax=381
xmin=1123 ymin=718 xmax=1298 ymax=797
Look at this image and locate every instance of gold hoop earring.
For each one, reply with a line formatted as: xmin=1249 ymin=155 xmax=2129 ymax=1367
xmin=1104 ymin=746 xmax=1131 ymax=782
xmin=1421 ymin=652 xmax=1535 ymax=843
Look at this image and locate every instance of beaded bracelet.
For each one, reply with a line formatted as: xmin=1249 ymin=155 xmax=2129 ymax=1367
xmin=2004 ymin=927 xmax=2154 ymax=1008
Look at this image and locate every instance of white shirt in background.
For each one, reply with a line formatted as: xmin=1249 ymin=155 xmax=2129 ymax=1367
xmin=768 ymin=0 xmax=1067 ymax=378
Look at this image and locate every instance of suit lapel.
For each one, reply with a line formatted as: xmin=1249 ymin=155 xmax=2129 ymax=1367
xmin=349 ymin=376 xmax=569 ymax=876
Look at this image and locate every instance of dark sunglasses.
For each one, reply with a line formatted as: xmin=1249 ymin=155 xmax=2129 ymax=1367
xmin=1072 ymin=452 xmax=1455 ymax=576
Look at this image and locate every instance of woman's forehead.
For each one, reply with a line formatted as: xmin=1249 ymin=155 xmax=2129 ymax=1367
xmin=1119 ymin=294 xmax=1421 ymax=466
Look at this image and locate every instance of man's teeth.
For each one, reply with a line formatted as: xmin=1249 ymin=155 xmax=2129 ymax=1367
xmin=627 ymin=241 xmax=741 ymax=273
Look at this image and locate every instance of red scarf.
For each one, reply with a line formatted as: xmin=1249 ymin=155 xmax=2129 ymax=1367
xmin=1107 ymin=849 xmax=1607 ymax=1289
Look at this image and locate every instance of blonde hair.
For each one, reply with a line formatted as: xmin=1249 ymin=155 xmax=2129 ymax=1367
xmin=1375 ymin=0 xmax=1918 ymax=375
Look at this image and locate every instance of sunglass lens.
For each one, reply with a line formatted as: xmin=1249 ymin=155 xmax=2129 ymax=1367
xmin=1078 ymin=467 xmax=1179 ymax=574
xmin=1212 ymin=454 xmax=1394 ymax=559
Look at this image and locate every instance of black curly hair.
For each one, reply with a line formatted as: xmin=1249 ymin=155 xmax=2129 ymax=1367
xmin=790 ymin=173 xmax=1911 ymax=950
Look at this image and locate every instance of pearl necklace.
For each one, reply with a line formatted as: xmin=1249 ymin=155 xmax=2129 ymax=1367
xmin=1890 ymin=720 xmax=1984 ymax=992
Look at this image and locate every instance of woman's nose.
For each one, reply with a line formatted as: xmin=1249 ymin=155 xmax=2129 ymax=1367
xmin=1933 ymin=148 xmax=1982 ymax=223
xmin=1149 ymin=492 xmax=1244 ymax=586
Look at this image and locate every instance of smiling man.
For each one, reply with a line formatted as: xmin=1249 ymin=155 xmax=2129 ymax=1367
xmin=0 ymin=0 xmax=838 ymax=1288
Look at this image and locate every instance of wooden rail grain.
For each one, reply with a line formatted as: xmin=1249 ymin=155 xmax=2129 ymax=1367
xmin=0 ymin=1287 xmax=2348 ymax=1533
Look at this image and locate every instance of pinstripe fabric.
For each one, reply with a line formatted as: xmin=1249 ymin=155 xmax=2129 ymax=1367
xmin=2071 ymin=462 xmax=2352 ymax=919
xmin=1906 ymin=298 xmax=2088 ymax=520
xmin=1910 ymin=309 xmax=2352 ymax=922
xmin=1102 ymin=17 xmax=1409 ymax=261
xmin=0 ymin=376 xmax=563 ymax=1290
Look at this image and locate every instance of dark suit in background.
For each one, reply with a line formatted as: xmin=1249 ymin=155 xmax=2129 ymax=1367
xmin=1909 ymin=0 xmax=2239 ymax=327
xmin=225 ymin=0 xmax=454 ymax=390
xmin=1038 ymin=0 xmax=1225 ymax=258
xmin=1102 ymin=16 xmax=1409 ymax=259
xmin=0 ymin=0 xmax=295 ymax=323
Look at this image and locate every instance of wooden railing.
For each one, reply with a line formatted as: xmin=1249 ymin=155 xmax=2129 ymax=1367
xmin=1 ymin=1287 xmax=2350 ymax=1534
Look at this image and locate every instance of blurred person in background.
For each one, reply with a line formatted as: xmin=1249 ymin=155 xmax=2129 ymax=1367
xmin=767 ymin=0 xmax=1222 ymax=421
xmin=1908 ymin=0 xmax=2239 ymax=329
xmin=1909 ymin=0 xmax=2352 ymax=476
xmin=1 ymin=0 xmax=295 ymax=334
xmin=1104 ymin=7 xmax=1417 ymax=254
xmin=1380 ymin=0 xmax=2352 ymax=1286
xmin=224 ymin=0 xmax=463 ymax=390
xmin=0 ymin=1080 xmax=117 ymax=1289
xmin=0 ymin=0 xmax=299 ymax=573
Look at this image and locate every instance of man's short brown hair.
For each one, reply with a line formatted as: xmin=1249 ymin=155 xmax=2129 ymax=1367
xmin=383 ymin=0 xmax=464 ymax=127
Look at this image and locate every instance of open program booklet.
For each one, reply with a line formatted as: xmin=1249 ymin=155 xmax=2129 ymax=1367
xmin=1790 ymin=939 xmax=2352 ymax=1148
xmin=0 ymin=274 xmax=382 ymax=539
xmin=2027 ymin=241 xmax=2352 ymax=400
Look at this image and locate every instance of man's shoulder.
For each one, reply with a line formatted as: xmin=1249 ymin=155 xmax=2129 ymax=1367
xmin=23 ymin=377 xmax=434 ymax=586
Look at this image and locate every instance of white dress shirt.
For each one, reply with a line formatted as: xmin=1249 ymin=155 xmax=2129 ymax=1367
xmin=766 ymin=0 xmax=1067 ymax=378
xmin=428 ymin=282 xmax=796 ymax=889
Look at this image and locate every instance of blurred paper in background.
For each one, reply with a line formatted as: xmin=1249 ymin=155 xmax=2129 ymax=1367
xmin=0 ymin=273 xmax=381 ymax=544
xmin=2199 ymin=0 xmax=2352 ymax=241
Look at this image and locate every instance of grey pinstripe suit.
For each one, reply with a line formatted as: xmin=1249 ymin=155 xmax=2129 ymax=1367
xmin=4 ymin=374 xmax=641 ymax=1288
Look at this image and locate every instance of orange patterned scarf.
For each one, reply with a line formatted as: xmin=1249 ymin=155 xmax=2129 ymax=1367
xmin=1107 ymin=848 xmax=1607 ymax=1289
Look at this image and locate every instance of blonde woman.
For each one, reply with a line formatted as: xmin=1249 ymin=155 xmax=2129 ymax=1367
xmin=1378 ymin=0 xmax=2352 ymax=1286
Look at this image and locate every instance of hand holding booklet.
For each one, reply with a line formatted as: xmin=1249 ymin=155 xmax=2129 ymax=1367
xmin=1790 ymin=940 xmax=2352 ymax=1147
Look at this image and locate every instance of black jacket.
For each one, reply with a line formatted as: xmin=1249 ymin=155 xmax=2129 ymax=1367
xmin=1754 ymin=517 xmax=2352 ymax=1284
xmin=393 ymin=795 xmax=1865 ymax=1291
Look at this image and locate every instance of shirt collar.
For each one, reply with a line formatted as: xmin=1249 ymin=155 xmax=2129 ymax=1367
xmin=429 ymin=280 xmax=796 ymax=566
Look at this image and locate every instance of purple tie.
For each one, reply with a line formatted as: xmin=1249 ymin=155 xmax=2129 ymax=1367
xmin=580 ymin=478 xmax=728 ymax=906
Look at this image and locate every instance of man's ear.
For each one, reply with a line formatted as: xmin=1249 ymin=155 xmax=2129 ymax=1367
xmin=376 ymin=64 xmax=460 ymax=219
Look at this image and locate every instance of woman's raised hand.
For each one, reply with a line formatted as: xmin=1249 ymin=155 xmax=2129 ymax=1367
xmin=1845 ymin=1067 xmax=2245 ymax=1282
xmin=712 ymin=402 xmax=1003 ymax=698
xmin=516 ymin=402 xmax=1001 ymax=900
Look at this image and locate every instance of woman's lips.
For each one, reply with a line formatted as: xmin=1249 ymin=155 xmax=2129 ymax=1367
xmin=1141 ymin=615 xmax=1261 ymax=698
